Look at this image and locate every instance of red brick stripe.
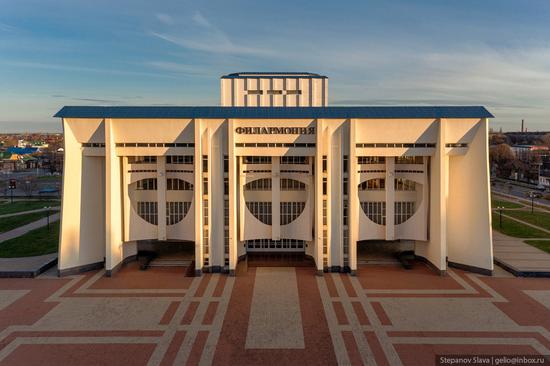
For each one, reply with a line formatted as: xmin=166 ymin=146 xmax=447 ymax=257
xmin=351 ymin=302 xmax=370 ymax=325
xmin=202 ymin=301 xmax=219 ymax=325
xmin=186 ymin=331 xmax=209 ymax=366
xmin=340 ymin=275 xmax=357 ymax=297
xmin=213 ymin=275 xmax=227 ymax=297
xmin=181 ymin=302 xmax=200 ymax=325
xmin=341 ymin=331 xmax=363 ymax=366
xmin=371 ymin=301 xmax=392 ymax=326
xmin=365 ymin=331 xmax=390 ymax=366
xmin=193 ymin=275 xmax=212 ymax=298
xmin=332 ymin=301 xmax=349 ymax=325
xmin=159 ymin=331 xmax=186 ymax=366
xmin=324 ymin=275 xmax=339 ymax=297
xmin=159 ymin=301 xmax=180 ymax=325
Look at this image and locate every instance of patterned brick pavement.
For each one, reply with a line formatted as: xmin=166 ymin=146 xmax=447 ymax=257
xmin=0 ymin=261 xmax=548 ymax=365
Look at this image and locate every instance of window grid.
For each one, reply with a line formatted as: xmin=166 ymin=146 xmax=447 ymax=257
xmin=166 ymin=178 xmax=193 ymax=191
xmin=136 ymin=178 xmax=157 ymax=190
xmin=395 ymin=201 xmax=416 ymax=225
xmin=358 ymin=178 xmax=385 ymax=191
xmin=361 ymin=202 xmax=386 ymax=225
xmin=280 ymin=202 xmax=306 ymax=225
xmin=245 ymin=239 xmax=305 ymax=251
xmin=246 ymin=202 xmax=272 ymax=225
xmin=137 ymin=202 xmax=158 ymax=225
xmin=281 ymin=156 xmax=309 ymax=165
xmin=395 ymin=156 xmax=423 ymax=164
xmin=243 ymin=156 xmax=272 ymax=164
xmin=357 ymin=156 xmax=385 ymax=164
xmin=244 ymin=178 xmax=272 ymax=191
xmin=166 ymin=202 xmax=191 ymax=225
xmin=280 ymin=179 xmax=306 ymax=191
xmin=394 ymin=178 xmax=416 ymax=191
xmin=128 ymin=156 xmax=157 ymax=164
xmin=166 ymin=155 xmax=193 ymax=164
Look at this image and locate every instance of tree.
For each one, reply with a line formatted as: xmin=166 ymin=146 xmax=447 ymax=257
xmin=490 ymin=144 xmax=516 ymax=178
xmin=541 ymin=133 xmax=550 ymax=148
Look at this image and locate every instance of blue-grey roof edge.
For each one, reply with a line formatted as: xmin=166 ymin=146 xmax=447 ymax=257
xmin=54 ymin=106 xmax=494 ymax=119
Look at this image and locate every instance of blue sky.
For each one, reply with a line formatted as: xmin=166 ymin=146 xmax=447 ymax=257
xmin=1 ymin=0 xmax=549 ymax=132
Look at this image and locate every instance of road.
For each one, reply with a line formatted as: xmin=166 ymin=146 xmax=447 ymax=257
xmin=491 ymin=180 xmax=549 ymax=207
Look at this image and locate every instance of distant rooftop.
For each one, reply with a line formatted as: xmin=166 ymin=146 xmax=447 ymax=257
xmin=221 ymin=72 xmax=327 ymax=79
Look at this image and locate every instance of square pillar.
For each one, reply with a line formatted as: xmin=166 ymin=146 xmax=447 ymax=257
xmin=271 ymin=157 xmax=281 ymax=241
xmin=105 ymin=118 xmax=124 ymax=276
xmin=385 ymin=157 xmax=395 ymax=240
xmin=228 ymin=120 xmax=239 ymax=274
xmin=348 ymin=120 xmax=358 ymax=274
xmin=157 ymin=156 xmax=167 ymax=241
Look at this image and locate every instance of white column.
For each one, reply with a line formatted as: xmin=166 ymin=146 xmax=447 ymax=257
xmin=271 ymin=156 xmax=281 ymax=241
xmin=348 ymin=120 xmax=358 ymax=274
xmin=157 ymin=156 xmax=167 ymax=241
xmin=194 ymin=119 xmax=204 ymax=275
xmin=58 ymin=119 xmax=83 ymax=272
xmin=446 ymin=118 xmax=493 ymax=272
xmin=415 ymin=119 xmax=447 ymax=273
xmin=385 ymin=157 xmax=395 ymax=240
xmin=105 ymin=118 xmax=124 ymax=276
xmin=314 ymin=119 xmax=324 ymax=273
xmin=228 ymin=120 xmax=238 ymax=275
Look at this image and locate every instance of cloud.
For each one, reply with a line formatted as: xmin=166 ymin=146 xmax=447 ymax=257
xmin=192 ymin=11 xmax=211 ymax=28
xmin=145 ymin=61 xmax=213 ymax=76
xmin=148 ymin=11 xmax=274 ymax=57
xmin=1 ymin=60 xmax=179 ymax=79
xmin=0 ymin=22 xmax=16 ymax=32
xmin=155 ymin=13 xmax=174 ymax=25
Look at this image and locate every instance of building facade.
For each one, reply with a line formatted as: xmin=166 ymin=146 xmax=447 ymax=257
xmin=56 ymin=72 xmax=494 ymax=276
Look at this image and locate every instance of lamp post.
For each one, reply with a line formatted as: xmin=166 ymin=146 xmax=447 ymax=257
xmin=497 ymin=206 xmax=504 ymax=229
xmin=528 ymin=192 xmax=535 ymax=214
xmin=44 ymin=206 xmax=50 ymax=231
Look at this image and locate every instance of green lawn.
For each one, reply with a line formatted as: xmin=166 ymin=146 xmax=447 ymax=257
xmin=36 ymin=175 xmax=62 ymax=182
xmin=0 ymin=220 xmax=59 ymax=258
xmin=0 ymin=211 xmax=54 ymax=233
xmin=492 ymin=212 xmax=550 ymax=238
xmin=523 ymin=240 xmax=550 ymax=254
xmin=501 ymin=209 xmax=550 ymax=232
xmin=0 ymin=200 xmax=60 ymax=215
xmin=491 ymin=198 xmax=523 ymax=209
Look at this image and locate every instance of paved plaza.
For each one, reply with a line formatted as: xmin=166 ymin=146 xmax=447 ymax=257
xmin=0 ymin=261 xmax=549 ymax=365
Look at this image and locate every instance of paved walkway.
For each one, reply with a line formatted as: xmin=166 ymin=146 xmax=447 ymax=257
xmin=0 ymin=213 xmax=60 ymax=243
xmin=0 ymin=207 xmax=59 ymax=219
xmin=0 ymin=263 xmax=549 ymax=365
xmin=0 ymin=253 xmax=57 ymax=278
xmin=493 ymin=230 xmax=550 ymax=276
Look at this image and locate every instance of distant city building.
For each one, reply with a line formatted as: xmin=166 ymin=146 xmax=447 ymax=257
xmin=55 ymin=72 xmax=494 ymax=277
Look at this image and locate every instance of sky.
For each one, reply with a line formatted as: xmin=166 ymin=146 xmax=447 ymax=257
xmin=0 ymin=0 xmax=549 ymax=133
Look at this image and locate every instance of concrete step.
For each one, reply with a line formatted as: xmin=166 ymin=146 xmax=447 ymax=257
xmin=148 ymin=259 xmax=192 ymax=267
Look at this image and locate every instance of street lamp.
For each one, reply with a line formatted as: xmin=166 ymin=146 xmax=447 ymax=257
xmin=44 ymin=206 xmax=51 ymax=231
xmin=497 ymin=206 xmax=504 ymax=228
xmin=528 ymin=192 xmax=535 ymax=214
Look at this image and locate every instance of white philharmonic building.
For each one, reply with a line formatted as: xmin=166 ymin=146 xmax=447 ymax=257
xmin=55 ymin=72 xmax=494 ymax=277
